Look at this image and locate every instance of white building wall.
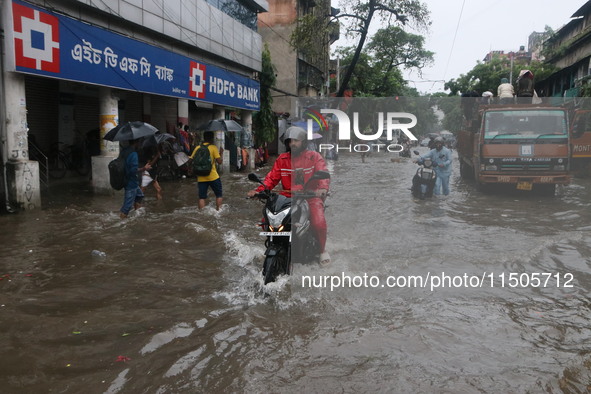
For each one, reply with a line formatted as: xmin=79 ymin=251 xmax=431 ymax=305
xmin=30 ymin=0 xmax=263 ymax=72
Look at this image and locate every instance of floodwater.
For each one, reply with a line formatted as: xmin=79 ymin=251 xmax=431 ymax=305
xmin=1 ymin=149 xmax=591 ymax=393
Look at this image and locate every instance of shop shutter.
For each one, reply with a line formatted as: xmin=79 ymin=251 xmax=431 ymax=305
xmin=25 ymin=75 xmax=59 ymax=154
xmin=150 ymin=95 xmax=178 ymax=134
xmin=120 ymin=92 xmax=143 ymax=122
xmin=74 ymin=95 xmax=99 ymax=140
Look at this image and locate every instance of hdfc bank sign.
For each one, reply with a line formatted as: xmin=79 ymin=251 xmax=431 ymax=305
xmin=306 ymin=109 xmax=418 ymax=154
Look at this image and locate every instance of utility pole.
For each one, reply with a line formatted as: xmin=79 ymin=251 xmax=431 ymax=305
xmin=336 ymin=57 xmax=340 ymax=94
xmin=509 ymin=53 xmax=514 ymax=84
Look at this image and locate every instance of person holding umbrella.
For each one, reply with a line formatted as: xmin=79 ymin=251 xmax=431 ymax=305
xmin=139 ymin=132 xmax=175 ymax=200
xmin=103 ymin=121 xmax=158 ymax=218
xmin=120 ymin=139 xmax=152 ymax=218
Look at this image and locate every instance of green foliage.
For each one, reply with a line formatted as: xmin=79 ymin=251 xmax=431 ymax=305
xmin=580 ymin=81 xmax=591 ymax=97
xmin=336 ymin=47 xmax=404 ymax=96
xmin=333 ymin=0 xmax=431 ymax=97
xmin=444 ymin=58 xmax=557 ymax=96
xmin=437 ymin=25 xmax=558 ymax=133
xmin=335 ymin=25 xmax=433 ymax=97
xmin=436 ymin=96 xmax=463 ymax=133
xmin=289 ymin=1 xmax=332 ymax=67
xmin=253 ymin=44 xmax=277 ymax=144
xmin=540 ymin=25 xmax=573 ymax=61
xmin=368 ymin=26 xmax=434 ymax=72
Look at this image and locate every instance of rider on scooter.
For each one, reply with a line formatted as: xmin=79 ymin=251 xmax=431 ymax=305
xmin=415 ymin=136 xmax=452 ymax=196
xmin=247 ymin=126 xmax=331 ymax=266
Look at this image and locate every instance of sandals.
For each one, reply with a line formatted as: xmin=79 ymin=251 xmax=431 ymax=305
xmin=319 ymin=252 xmax=331 ymax=267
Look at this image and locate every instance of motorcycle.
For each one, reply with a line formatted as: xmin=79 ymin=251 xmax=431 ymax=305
xmin=399 ymin=141 xmax=411 ymax=158
xmin=411 ymin=150 xmax=437 ymax=199
xmin=248 ymin=170 xmax=330 ymax=284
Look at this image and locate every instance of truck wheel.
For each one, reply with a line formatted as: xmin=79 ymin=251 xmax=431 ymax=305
xmin=475 ymin=182 xmax=488 ymax=193
xmin=459 ymin=161 xmax=473 ymax=179
xmin=473 ymin=167 xmax=489 ymax=192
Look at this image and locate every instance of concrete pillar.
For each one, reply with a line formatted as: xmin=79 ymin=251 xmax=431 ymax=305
xmin=177 ymin=99 xmax=189 ymax=127
xmin=213 ymin=105 xmax=228 ymax=174
xmin=92 ymin=87 xmax=119 ymax=193
xmin=2 ymin=71 xmax=41 ymax=210
xmin=242 ymin=110 xmax=254 ymax=171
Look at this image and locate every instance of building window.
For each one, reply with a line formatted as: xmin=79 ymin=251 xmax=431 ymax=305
xmin=205 ymin=0 xmax=258 ymax=31
xmin=298 ymin=59 xmax=324 ymax=91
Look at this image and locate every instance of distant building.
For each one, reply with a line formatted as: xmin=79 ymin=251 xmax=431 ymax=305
xmin=529 ymin=31 xmax=549 ymax=61
xmin=537 ymin=1 xmax=591 ymax=97
xmin=482 ymin=46 xmax=531 ymax=65
xmin=258 ymin=0 xmax=339 ymax=115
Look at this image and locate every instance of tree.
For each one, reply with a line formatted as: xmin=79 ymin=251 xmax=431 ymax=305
xmin=334 ymin=26 xmax=433 ymax=97
xmin=335 ymin=46 xmax=403 ymax=96
xmin=333 ymin=0 xmax=430 ymax=97
xmin=367 ymin=26 xmax=434 ymax=84
xmin=444 ymin=57 xmax=557 ymax=96
xmin=253 ymin=43 xmax=277 ymax=145
xmin=436 ymin=95 xmax=463 ymax=133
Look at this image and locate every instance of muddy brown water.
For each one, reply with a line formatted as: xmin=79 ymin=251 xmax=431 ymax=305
xmin=1 ymin=149 xmax=591 ymax=393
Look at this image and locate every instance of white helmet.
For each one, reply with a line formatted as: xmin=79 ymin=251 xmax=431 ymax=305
xmin=283 ymin=126 xmax=307 ymax=154
xmin=434 ymin=136 xmax=444 ymax=143
xmin=284 ymin=126 xmax=307 ymax=142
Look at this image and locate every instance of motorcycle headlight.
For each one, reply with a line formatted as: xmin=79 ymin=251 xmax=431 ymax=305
xmin=266 ymin=208 xmax=289 ymax=229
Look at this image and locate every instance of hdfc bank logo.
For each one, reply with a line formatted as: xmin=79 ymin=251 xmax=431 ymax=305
xmin=12 ymin=2 xmax=60 ymax=73
xmin=189 ymin=61 xmax=206 ymax=99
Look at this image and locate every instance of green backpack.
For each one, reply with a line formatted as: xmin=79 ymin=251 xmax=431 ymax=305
xmin=192 ymin=143 xmax=213 ymax=176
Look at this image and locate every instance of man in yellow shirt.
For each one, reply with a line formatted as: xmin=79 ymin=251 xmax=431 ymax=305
xmin=190 ymin=131 xmax=223 ymax=210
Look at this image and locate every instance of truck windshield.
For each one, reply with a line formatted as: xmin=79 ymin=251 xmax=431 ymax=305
xmin=483 ymin=110 xmax=567 ymax=141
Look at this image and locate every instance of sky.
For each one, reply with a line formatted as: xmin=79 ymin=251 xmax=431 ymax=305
xmin=333 ymin=0 xmax=588 ymax=94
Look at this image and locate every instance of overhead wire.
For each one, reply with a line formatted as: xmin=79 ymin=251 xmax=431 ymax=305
xmin=435 ymin=0 xmax=466 ymax=92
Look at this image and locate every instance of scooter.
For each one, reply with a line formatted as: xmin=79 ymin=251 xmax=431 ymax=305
xmin=399 ymin=140 xmax=411 ymax=158
xmin=411 ymin=150 xmax=437 ymax=199
xmin=248 ymin=170 xmax=330 ymax=284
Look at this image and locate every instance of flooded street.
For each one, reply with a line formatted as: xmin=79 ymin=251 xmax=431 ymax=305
xmin=2 ymin=150 xmax=591 ymax=393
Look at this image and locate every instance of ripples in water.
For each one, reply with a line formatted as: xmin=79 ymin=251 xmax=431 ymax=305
xmin=1 ymin=152 xmax=591 ymax=392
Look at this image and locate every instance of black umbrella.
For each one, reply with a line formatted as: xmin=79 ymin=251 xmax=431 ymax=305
xmin=103 ymin=121 xmax=158 ymax=141
xmin=142 ymin=132 xmax=175 ymax=148
xmin=198 ymin=119 xmax=243 ymax=132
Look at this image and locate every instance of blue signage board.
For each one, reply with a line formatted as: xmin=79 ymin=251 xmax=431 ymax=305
xmin=9 ymin=0 xmax=260 ymax=110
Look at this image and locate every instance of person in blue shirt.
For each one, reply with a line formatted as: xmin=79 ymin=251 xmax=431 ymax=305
xmin=120 ymin=139 xmax=151 ymax=219
xmin=416 ymin=137 xmax=452 ymax=196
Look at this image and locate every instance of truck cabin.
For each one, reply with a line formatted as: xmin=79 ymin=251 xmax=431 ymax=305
xmin=482 ymin=108 xmax=568 ymax=143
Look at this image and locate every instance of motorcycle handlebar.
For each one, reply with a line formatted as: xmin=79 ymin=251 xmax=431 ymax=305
xmin=248 ymin=190 xmax=326 ymax=200
xmin=292 ymin=191 xmax=326 ymax=199
xmin=248 ymin=191 xmax=271 ymax=200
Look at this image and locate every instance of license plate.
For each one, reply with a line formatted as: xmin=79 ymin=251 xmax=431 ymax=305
xmin=516 ymin=181 xmax=533 ymax=191
xmin=259 ymin=231 xmax=291 ymax=237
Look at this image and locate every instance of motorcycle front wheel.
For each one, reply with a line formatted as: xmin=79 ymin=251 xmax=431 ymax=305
xmin=262 ymin=254 xmax=291 ymax=285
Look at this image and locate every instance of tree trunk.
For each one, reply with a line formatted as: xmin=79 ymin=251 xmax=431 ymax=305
xmin=336 ymin=3 xmax=375 ymax=97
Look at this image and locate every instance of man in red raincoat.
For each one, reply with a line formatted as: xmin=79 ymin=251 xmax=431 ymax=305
xmin=247 ymin=126 xmax=331 ymax=265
